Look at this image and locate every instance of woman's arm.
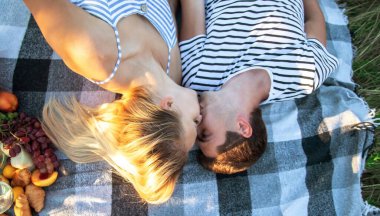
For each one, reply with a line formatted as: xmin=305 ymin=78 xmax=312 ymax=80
xmin=23 ymin=0 xmax=117 ymax=82
xmin=179 ymin=0 xmax=206 ymax=42
xmin=303 ymin=0 xmax=327 ymax=46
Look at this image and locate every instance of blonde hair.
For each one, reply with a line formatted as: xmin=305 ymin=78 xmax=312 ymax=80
xmin=42 ymin=87 xmax=187 ymax=204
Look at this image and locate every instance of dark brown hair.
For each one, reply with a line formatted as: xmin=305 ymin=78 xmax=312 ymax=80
xmin=197 ymin=108 xmax=267 ymax=174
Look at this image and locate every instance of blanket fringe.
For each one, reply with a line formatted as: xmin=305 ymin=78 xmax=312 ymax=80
xmin=362 ymin=201 xmax=380 ymax=215
xmin=346 ymin=92 xmax=378 ymax=130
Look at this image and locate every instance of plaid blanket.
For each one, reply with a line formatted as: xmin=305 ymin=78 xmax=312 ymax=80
xmin=0 ymin=0 xmax=378 ymax=215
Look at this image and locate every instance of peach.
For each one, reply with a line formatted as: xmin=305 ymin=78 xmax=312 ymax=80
xmin=0 ymin=91 xmax=18 ymax=112
xmin=31 ymin=170 xmax=58 ymax=187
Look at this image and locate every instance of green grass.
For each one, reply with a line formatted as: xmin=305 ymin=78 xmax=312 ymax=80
xmin=341 ymin=0 xmax=380 ymax=207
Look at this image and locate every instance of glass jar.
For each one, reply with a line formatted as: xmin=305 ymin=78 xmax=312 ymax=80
xmin=0 ymin=150 xmax=7 ymax=173
xmin=0 ymin=181 xmax=13 ymax=213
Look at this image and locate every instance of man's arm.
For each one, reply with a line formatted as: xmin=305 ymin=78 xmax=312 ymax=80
xmin=23 ymin=0 xmax=116 ymax=81
xmin=179 ymin=0 xmax=206 ymax=42
xmin=303 ymin=0 xmax=327 ymax=46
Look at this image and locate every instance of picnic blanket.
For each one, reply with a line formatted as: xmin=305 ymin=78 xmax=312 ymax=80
xmin=0 ymin=0 xmax=378 ymax=215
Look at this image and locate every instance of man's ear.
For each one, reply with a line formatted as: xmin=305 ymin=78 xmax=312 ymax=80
xmin=160 ymin=96 xmax=174 ymax=110
xmin=237 ymin=116 xmax=253 ymax=138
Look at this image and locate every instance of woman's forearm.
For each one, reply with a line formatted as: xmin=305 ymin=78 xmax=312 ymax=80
xmin=303 ymin=0 xmax=327 ymax=46
xmin=23 ymin=0 xmax=88 ymax=62
xmin=179 ymin=0 xmax=206 ymax=42
xmin=23 ymin=0 xmax=116 ymax=80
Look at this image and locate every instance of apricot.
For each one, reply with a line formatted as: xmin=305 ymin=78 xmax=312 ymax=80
xmin=0 ymin=91 xmax=18 ymax=112
xmin=12 ymin=186 xmax=24 ymax=202
xmin=3 ymin=164 xmax=17 ymax=179
xmin=31 ymin=170 xmax=58 ymax=187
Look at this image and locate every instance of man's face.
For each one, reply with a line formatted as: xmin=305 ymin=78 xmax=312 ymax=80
xmin=196 ymin=92 xmax=230 ymax=158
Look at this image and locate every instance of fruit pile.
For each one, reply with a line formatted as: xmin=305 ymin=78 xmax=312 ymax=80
xmin=0 ymin=91 xmax=60 ymax=215
xmin=0 ymin=112 xmax=60 ymax=177
xmin=1 ymin=165 xmax=49 ymax=215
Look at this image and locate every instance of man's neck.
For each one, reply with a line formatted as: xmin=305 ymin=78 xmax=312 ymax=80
xmin=219 ymin=69 xmax=271 ymax=114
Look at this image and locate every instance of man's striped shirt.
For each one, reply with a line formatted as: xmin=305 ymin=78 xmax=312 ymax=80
xmin=180 ymin=0 xmax=339 ymax=103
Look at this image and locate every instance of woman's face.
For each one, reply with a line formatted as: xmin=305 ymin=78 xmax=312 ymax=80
xmin=174 ymin=87 xmax=202 ymax=152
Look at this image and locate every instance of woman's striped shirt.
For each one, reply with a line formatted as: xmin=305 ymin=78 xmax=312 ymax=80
xmin=70 ymin=0 xmax=177 ymax=84
xmin=179 ymin=0 xmax=339 ymax=103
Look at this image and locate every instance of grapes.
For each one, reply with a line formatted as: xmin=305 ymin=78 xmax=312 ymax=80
xmin=37 ymin=137 xmax=47 ymax=144
xmin=35 ymin=129 xmax=45 ymax=137
xmin=26 ymin=126 xmax=33 ymax=133
xmin=50 ymin=155 xmax=58 ymax=162
xmin=41 ymin=142 xmax=48 ymax=150
xmin=19 ymin=112 xmax=26 ymax=120
xmin=13 ymin=145 xmax=21 ymax=154
xmin=34 ymin=122 xmax=41 ymax=129
xmin=31 ymin=129 xmax=38 ymax=136
xmin=46 ymin=162 xmax=54 ymax=174
xmin=0 ymin=111 xmax=60 ymax=174
xmin=28 ymin=134 xmax=36 ymax=141
xmin=20 ymin=136 xmax=30 ymax=143
xmin=32 ymin=141 xmax=39 ymax=151
xmin=18 ymin=127 xmax=26 ymax=134
xmin=53 ymin=161 xmax=60 ymax=169
xmin=9 ymin=148 xmax=16 ymax=157
xmin=44 ymin=148 xmax=53 ymax=155
xmin=15 ymin=131 xmax=25 ymax=137
xmin=4 ymin=137 xmax=14 ymax=145
xmin=24 ymin=143 xmax=32 ymax=153
xmin=33 ymin=151 xmax=40 ymax=159
xmin=37 ymin=161 xmax=45 ymax=169
xmin=37 ymin=155 xmax=45 ymax=163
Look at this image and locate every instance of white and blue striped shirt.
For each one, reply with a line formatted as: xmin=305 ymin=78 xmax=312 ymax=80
xmin=180 ymin=0 xmax=339 ymax=104
xmin=71 ymin=0 xmax=177 ymax=84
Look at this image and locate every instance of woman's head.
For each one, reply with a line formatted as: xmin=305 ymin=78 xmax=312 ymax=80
xmin=158 ymin=85 xmax=202 ymax=152
xmin=42 ymin=86 xmax=192 ymax=204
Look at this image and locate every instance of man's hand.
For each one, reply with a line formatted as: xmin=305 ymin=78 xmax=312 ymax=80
xmin=179 ymin=0 xmax=206 ymax=42
xmin=303 ymin=0 xmax=327 ymax=46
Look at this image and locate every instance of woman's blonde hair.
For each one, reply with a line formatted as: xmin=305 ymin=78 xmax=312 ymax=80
xmin=42 ymin=87 xmax=187 ymax=204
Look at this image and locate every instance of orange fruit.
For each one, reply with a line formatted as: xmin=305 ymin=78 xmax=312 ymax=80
xmin=3 ymin=164 xmax=17 ymax=179
xmin=0 ymin=91 xmax=18 ymax=112
xmin=12 ymin=186 xmax=24 ymax=202
xmin=31 ymin=170 xmax=58 ymax=187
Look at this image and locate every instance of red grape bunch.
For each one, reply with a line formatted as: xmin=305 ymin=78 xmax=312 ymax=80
xmin=0 ymin=112 xmax=59 ymax=178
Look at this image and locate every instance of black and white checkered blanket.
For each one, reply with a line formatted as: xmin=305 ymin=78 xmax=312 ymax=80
xmin=0 ymin=0 xmax=378 ymax=215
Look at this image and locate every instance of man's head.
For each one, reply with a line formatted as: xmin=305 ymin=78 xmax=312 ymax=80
xmin=196 ymin=91 xmax=267 ymax=174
